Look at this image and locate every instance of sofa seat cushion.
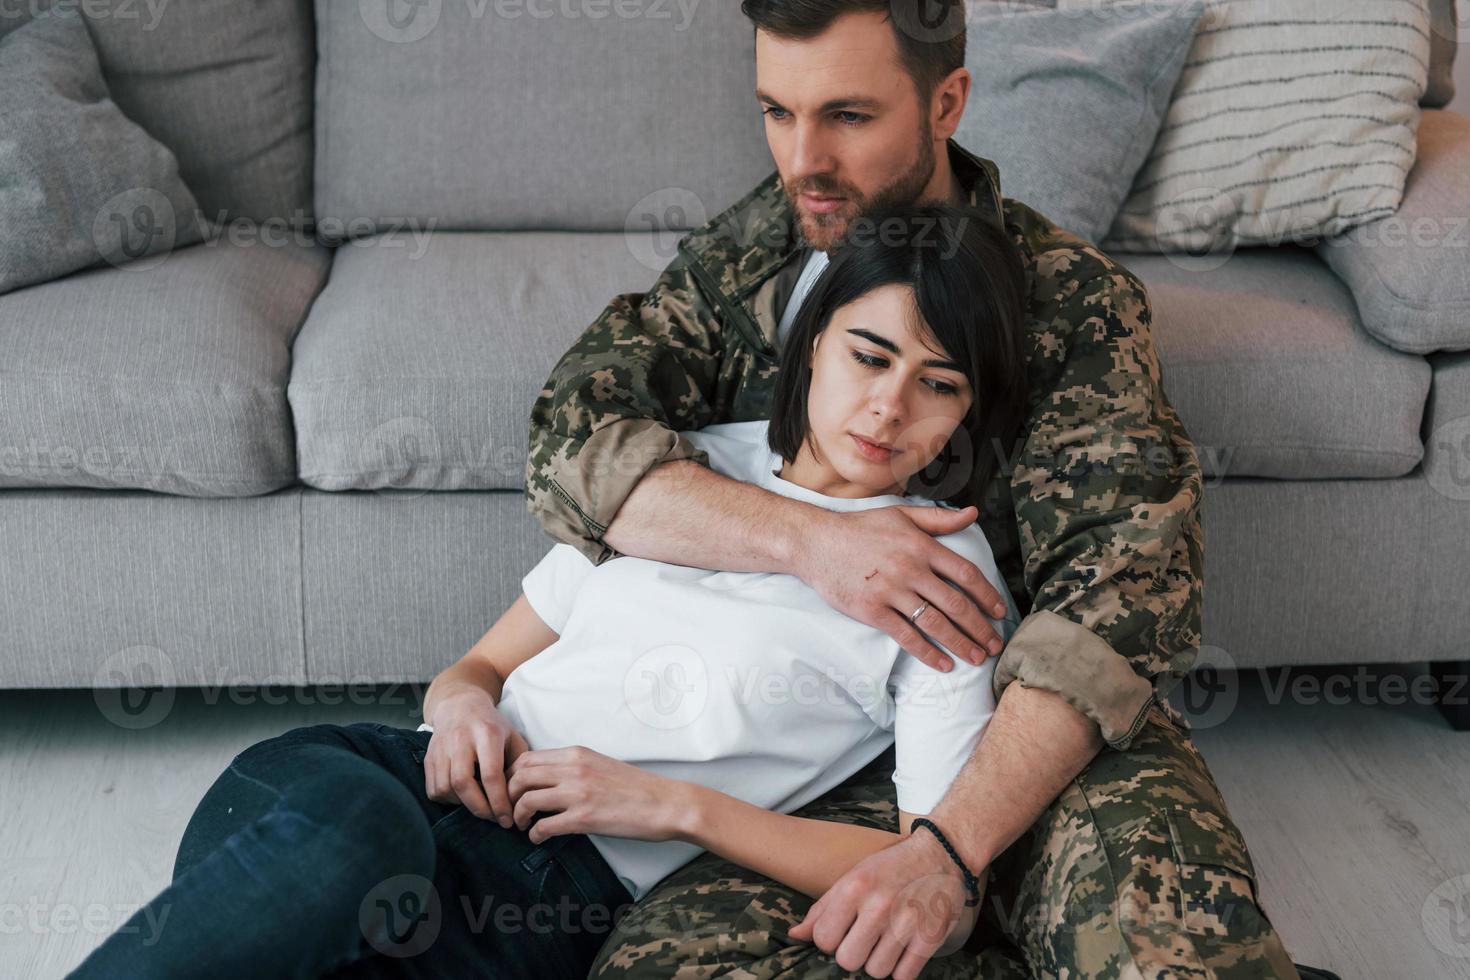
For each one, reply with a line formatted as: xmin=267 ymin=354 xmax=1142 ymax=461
xmin=289 ymin=232 xmax=661 ymax=492
xmin=1128 ymin=246 xmax=1431 ymax=480
xmin=0 ymin=237 xmax=331 ymax=495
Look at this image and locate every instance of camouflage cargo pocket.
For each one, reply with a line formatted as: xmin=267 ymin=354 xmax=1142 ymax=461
xmin=1165 ymin=807 xmax=1266 ymax=938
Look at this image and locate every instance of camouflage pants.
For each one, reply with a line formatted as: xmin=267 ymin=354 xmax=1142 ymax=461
xmin=589 ymin=705 xmax=1299 ymax=979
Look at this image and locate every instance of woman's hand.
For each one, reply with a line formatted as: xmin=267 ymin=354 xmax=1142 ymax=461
xmin=506 ymin=745 xmax=688 ymax=844
xmin=423 ymin=687 xmax=530 ymax=828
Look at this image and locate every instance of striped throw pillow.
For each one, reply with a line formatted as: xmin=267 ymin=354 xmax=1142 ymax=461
xmin=1099 ymin=0 xmax=1433 ymax=254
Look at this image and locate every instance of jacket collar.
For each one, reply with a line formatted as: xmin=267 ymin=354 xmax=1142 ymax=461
xmin=678 ymin=138 xmax=1005 ymax=308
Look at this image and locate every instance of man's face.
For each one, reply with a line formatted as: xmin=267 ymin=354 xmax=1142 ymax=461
xmin=755 ymin=11 xmax=941 ymax=252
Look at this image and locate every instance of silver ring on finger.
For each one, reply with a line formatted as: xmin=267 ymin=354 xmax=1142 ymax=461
xmin=909 ymin=600 xmax=929 ymax=623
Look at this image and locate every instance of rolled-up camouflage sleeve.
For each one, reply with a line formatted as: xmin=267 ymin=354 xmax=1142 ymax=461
xmin=524 ymin=254 xmax=722 ymax=566
xmin=993 ymin=246 xmax=1204 ymax=750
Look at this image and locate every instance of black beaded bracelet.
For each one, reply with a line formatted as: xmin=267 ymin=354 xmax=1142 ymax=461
xmin=911 ymin=817 xmax=980 ymax=908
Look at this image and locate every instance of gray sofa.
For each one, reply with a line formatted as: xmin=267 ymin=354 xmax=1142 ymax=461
xmin=2 ymin=1 xmax=1468 ymax=729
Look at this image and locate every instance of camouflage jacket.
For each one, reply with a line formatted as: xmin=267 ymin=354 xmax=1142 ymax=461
xmin=525 ymin=139 xmax=1204 ymax=750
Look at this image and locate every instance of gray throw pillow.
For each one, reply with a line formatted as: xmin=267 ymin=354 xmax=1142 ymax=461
xmin=0 ymin=0 xmax=315 ymax=225
xmin=1424 ymin=0 xmax=1458 ymax=108
xmin=0 ymin=9 xmax=203 ymax=296
xmin=1315 ymin=109 xmax=1470 ymax=355
xmin=952 ymin=0 xmax=1207 ymax=244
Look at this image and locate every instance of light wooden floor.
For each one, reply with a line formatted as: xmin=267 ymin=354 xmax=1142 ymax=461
xmin=4 ymin=667 xmax=1469 ymax=979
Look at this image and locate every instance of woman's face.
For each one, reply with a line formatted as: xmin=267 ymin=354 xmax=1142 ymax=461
xmin=788 ymin=283 xmax=974 ymax=499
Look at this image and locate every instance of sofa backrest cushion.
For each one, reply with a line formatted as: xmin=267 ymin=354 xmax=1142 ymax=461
xmin=313 ymin=0 xmax=775 ymax=236
xmin=0 ymin=0 xmax=315 ymax=225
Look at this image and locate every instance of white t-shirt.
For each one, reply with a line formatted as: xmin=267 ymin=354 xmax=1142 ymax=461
xmin=420 ymin=419 xmax=1020 ymax=901
xmin=776 ymin=247 xmax=830 ymax=348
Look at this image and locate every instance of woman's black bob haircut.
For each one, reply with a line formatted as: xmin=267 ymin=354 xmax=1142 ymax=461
xmin=767 ymin=203 xmax=1030 ymax=508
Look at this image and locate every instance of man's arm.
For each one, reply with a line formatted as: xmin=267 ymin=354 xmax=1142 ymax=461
xmin=601 ymin=458 xmax=809 ymax=573
xmin=995 ymin=215 xmax=1206 ymax=749
xmin=787 ymin=680 xmax=1100 ymax=965
xmin=927 ymin=680 xmax=1104 ymax=873
xmin=524 ymin=254 xmax=724 ymax=567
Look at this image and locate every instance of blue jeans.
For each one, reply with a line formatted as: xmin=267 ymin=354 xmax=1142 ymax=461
xmin=68 ymin=721 xmax=636 ymax=979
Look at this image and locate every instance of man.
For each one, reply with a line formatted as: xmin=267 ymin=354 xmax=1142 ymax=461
xmin=524 ymin=2 xmax=1300 ymax=977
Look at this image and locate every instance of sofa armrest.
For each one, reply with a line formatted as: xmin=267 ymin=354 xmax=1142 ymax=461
xmin=1315 ymin=109 xmax=1470 ymax=356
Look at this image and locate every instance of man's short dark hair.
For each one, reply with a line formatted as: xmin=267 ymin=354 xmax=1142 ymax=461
xmin=740 ymin=0 xmax=967 ymax=107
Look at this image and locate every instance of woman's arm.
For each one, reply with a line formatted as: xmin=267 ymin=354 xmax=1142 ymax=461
xmin=418 ymin=592 xmax=563 ymax=824
xmin=671 ymin=783 xmax=924 ymax=900
xmin=422 ymin=592 xmax=558 ymax=721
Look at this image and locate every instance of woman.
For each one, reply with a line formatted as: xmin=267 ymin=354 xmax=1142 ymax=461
xmin=70 ymin=203 xmax=1031 ymax=980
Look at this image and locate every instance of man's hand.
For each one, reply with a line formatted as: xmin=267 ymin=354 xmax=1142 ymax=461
xmin=423 ymin=688 xmax=530 ymax=828
xmin=788 ymin=829 xmax=982 ymax=980
xmin=603 ymin=462 xmax=1007 ymax=672
xmin=793 ymin=504 xmax=1008 ymax=672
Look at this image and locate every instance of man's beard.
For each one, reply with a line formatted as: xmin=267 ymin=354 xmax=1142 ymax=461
xmin=786 ymin=131 xmax=939 ymax=252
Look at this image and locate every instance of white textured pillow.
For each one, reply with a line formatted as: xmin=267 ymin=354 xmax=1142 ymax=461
xmin=1100 ymin=0 xmax=1432 ymax=254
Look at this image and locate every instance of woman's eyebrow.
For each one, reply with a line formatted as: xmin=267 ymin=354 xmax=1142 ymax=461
xmin=845 ymin=328 xmax=962 ymax=371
